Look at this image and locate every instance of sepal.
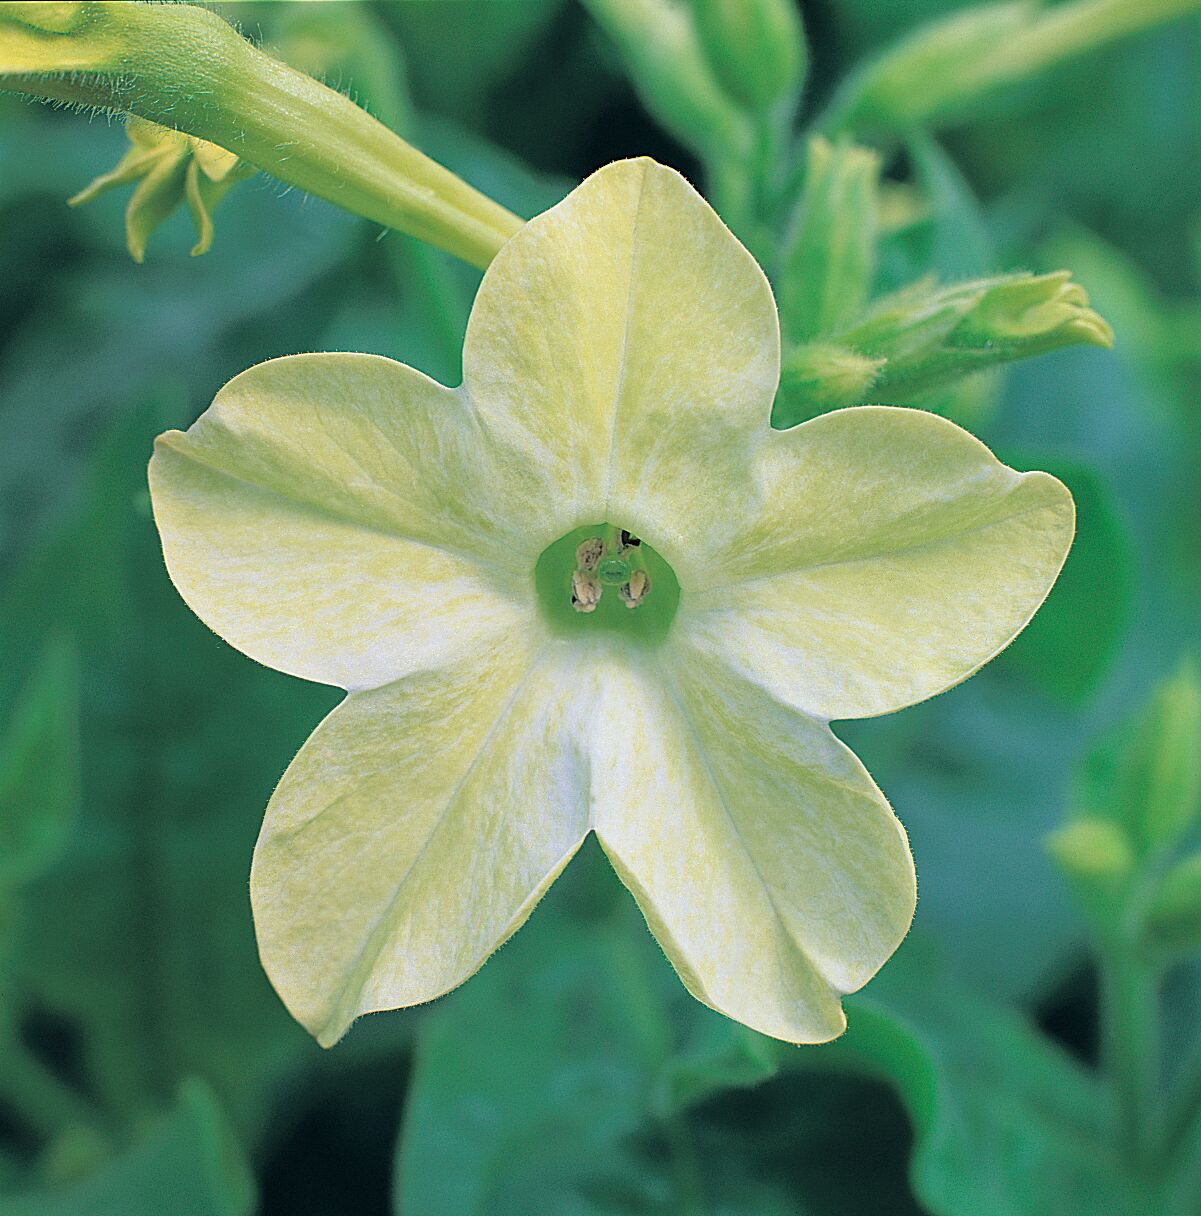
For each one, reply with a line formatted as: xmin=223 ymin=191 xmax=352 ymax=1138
xmin=70 ymin=116 xmax=249 ymax=260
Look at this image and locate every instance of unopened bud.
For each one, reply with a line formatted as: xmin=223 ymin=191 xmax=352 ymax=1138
xmin=824 ymin=0 xmax=1201 ymax=136
xmin=839 ymin=271 xmax=1112 ymax=403
xmin=1076 ymin=657 xmax=1201 ymax=855
xmin=779 ymin=137 xmax=880 ymax=344
xmin=579 ymin=0 xmax=750 ymax=164
xmin=823 ymin=1 xmax=1035 ymax=134
xmin=1046 ymin=818 xmax=1133 ymax=885
xmin=691 ymin=0 xmax=807 ymax=112
xmin=0 ymin=1 xmax=521 ymax=268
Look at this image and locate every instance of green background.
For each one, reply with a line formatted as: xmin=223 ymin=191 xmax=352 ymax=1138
xmin=1 ymin=1 xmax=1200 ymax=1212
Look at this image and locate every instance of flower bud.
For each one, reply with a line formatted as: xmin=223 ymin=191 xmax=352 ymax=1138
xmin=580 ymin=0 xmax=750 ymax=164
xmin=1046 ymin=818 xmax=1133 ymax=886
xmin=779 ymin=137 xmax=880 ymax=344
xmin=691 ymin=0 xmax=807 ymax=112
xmin=1076 ymin=659 xmax=1201 ymax=857
xmin=840 ymin=271 xmax=1113 ymax=403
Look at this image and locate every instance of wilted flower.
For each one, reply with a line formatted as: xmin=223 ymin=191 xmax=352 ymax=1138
xmin=149 ymin=158 xmax=1073 ymax=1047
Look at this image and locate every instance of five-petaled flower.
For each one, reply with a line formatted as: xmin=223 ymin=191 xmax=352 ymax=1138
xmin=149 ymin=158 xmax=1074 ymax=1047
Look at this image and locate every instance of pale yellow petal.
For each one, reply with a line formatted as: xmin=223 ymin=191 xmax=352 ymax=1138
xmin=149 ymin=353 xmax=537 ymax=690
xmin=682 ymin=406 xmax=1074 ymax=720
xmin=251 ymin=639 xmax=596 ymax=1047
xmin=591 ymin=645 xmax=915 ymax=1043
xmin=462 ymin=157 xmax=779 ymax=578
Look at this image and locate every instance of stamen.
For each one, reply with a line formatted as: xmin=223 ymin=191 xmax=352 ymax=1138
xmin=571 ymin=569 xmax=602 ymax=613
xmin=619 ymin=569 xmax=651 ymax=609
xmin=575 ymin=538 xmax=604 ymax=573
xmin=568 ymin=528 xmax=653 ymax=613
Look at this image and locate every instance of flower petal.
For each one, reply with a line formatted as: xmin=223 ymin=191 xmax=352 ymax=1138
xmin=149 ymin=353 xmax=536 ymax=690
xmin=251 ymin=640 xmax=595 ymax=1047
xmin=462 ymin=157 xmax=779 ymax=579
xmin=592 ymin=647 xmax=915 ymax=1043
xmin=682 ymin=406 xmax=1075 ymax=720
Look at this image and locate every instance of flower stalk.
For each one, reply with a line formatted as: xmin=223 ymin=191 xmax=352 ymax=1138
xmin=0 ymin=1 xmax=521 ymax=267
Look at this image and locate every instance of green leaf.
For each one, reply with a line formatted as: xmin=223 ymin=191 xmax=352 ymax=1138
xmin=0 ymin=639 xmax=78 ymax=891
xmin=800 ymin=940 xmax=1146 ymax=1216
xmin=0 ymin=400 xmax=332 ymax=1130
xmin=394 ymin=846 xmax=769 ymax=1215
xmin=839 ymin=670 xmax=1086 ymax=999
xmin=0 ymin=1078 xmax=254 ymax=1216
xmin=999 ymin=458 xmax=1133 ymax=704
xmin=0 ymin=115 xmax=358 ymax=570
xmin=778 ymin=136 xmax=880 ymax=343
xmin=1077 ymin=658 xmax=1201 ymax=854
xmin=654 ymin=1014 xmax=777 ymax=1115
xmin=902 ymin=134 xmax=993 ymax=281
xmin=395 ymin=888 xmax=665 ymax=1212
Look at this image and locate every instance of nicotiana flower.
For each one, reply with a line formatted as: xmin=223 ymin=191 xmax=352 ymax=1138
xmin=149 ymin=158 xmax=1074 ymax=1047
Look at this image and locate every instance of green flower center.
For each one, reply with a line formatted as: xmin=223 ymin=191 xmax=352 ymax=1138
xmin=534 ymin=523 xmax=680 ymax=645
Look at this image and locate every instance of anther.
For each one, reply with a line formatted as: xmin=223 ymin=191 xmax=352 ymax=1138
xmin=575 ymin=537 xmax=604 ymax=573
xmin=619 ymin=569 xmax=651 ymax=609
xmin=571 ymin=569 xmax=602 ymax=613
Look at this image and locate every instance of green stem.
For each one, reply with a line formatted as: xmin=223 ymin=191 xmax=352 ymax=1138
xmin=0 ymin=2 xmax=521 ymax=267
xmin=1102 ymin=945 xmax=1160 ymax=1170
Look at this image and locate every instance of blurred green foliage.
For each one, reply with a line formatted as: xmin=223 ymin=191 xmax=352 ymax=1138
xmin=2 ymin=1 xmax=1201 ymax=1213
